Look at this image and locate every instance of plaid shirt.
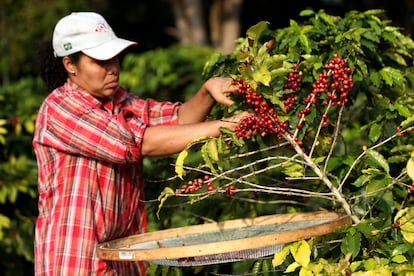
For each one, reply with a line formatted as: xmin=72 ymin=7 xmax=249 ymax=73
xmin=33 ymin=80 xmax=180 ymax=275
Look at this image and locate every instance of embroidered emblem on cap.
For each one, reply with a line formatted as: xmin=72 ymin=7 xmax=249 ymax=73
xmin=63 ymin=42 xmax=73 ymax=51
xmin=95 ymin=23 xmax=110 ymax=32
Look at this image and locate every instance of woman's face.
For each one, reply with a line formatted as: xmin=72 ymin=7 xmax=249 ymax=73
xmin=64 ymin=54 xmax=121 ymax=99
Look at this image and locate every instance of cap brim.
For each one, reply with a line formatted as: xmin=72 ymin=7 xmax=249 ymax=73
xmin=82 ymin=37 xmax=137 ymax=60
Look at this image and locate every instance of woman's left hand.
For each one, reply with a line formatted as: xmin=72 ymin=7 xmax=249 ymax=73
xmin=203 ymin=77 xmax=236 ymax=106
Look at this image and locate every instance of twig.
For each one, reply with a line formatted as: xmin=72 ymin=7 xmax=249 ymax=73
xmin=323 ymin=104 xmax=345 ymax=176
xmin=339 ymin=126 xmax=413 ymax=191
xmin=283 ymin=132 xmax=360 ymax=223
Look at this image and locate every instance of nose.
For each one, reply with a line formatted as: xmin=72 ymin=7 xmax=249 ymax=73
xmin=104 ymin=58 xmax=120 ymax=74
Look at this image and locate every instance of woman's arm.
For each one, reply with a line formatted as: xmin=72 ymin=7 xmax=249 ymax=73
xmin=141 ymin=111 xmax=247 ymax=156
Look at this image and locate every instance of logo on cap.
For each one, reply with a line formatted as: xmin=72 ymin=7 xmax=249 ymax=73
xmin=95 ymin=23 xmax=110 ymax=32
xmin=64 ymin=42 xmax=73 ymax=51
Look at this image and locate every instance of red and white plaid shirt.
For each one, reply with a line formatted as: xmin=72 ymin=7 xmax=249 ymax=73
xmin=33 ymin=79 xmax=181 ymax=275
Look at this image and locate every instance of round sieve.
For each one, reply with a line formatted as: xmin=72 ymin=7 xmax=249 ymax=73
xmin=96 ymin=211 xmax=351 ymax=266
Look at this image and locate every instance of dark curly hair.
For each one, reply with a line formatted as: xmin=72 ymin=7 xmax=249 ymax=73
xmin=37 ymin=40 xmax=81 ymax=92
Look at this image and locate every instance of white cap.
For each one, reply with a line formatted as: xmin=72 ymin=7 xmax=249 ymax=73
xmin=52 ymin=12 xmax=137 ymax=60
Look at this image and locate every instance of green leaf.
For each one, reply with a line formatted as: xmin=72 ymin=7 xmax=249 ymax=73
xmin=291 ymin=240 xmax=311 ymax=267
xmin=273 ymin=244 xmax=291 ymax=267
xmin=156 ymin=187 xmax=175 ymax=219
xmin=365 ymin=149 xmax=390 ymax=174
xmin=369 ymin=123 xmax=382 ymax=143
xmin=391 ymin=254 xmax=407 ymax=264
xmin=175 ymin=149 xmax=188 ymax=180
xmin=366 ymin=178 xmax=390 ymax=195
xmin=252 ymin=64 xmax=271 ymax=86
xmin=341 ymin=230 xmax=361 ymax=259
xmin=174 ymin=136 xmax=210 ymax=179
xmin=282 ymin=161 xmax=305 ymax=177
xmin=23 ymin=119 xmax=35 ymax=133
xmin=384 ymin=52 xmax=408 ymax=66
xmin=0 ymin=127 xmax=7 ymax=135
xmin=246 ymin=21 xmax=269 ymax=41
xmin=379 ymin=67 xmax=404 ymax=86
xmin=206 ymin=138 xmax=219 ymax=161
xmin=352 ymin=174 xmax=374 ymax=187
xmin=221 ymin=129 xmax=245 ymax=147
xmin=363 ymin=258 xmax=379 ymax=271
xmin=395 ymin=104 xmax=411 ymax=118
xmin=0 ymin=214 xmax=11 ymax=240
xmin=299 ymin=34 xmax=310 ymax=54
xmin=251 ymin=260 xmax=262 ymax=275
xmin=318 ymin=11 xmax=337 ymax=26
xmin=270 ymin=67 xmax=292 ymax=78
xmin=201 ymin=139 xmax=219 ymax=174
xmin=266 ymin=54 xmax=287 ymax=69
xmin=369 ymin=71 xmax=381 ymax=87
xmin=285 ymin=262 xmax=300 ymax=273
xmin=394 ymin=207 xmax=414 ymax=244
xmin=362 ymin=29 xmax=380 ymax=43
xmin=400 ymin=115 xmax=414 ymax=128
xmin=299 ymin=9 xmax=315 ymax=17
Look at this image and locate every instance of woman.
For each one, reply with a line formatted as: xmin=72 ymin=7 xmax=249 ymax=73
xmin=34 ymin=12 xmax=247 ymax=275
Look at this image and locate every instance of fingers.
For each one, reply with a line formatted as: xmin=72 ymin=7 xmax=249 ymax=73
xmin=219 ymin=111 xmax=251 ymax=131
xmin=207 ymin=77 xmax=236 ymax=106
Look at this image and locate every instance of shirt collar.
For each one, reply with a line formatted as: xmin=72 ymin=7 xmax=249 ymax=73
xmin=63 ymin=79 xmax=128 ymax=110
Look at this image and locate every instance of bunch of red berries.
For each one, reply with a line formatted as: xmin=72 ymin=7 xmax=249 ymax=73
xmin=233 ymin=54 xmax=353 ymax=143
xmin=314 ymin=54 xmax=353 ymax=107
xmin=290 ymin=55 xmax=353 ymax=117
xmin=233 ymin=78 xmax=289 ymax=138
xmin=225 ymin=185 xmax=237 ymax=196
xmin=175 ymin=175 xmax=238 ymax=197
xmin=283 ymin=63 xmax=301 ymax=113
xmin=175 ymin=175 xmax=213 ymax=194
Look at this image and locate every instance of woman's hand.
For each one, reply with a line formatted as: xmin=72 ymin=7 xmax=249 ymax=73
xmin=202 ymin=77 xmax=236 ymax=106
xmin=178 ymin=77 xmax=236 ymax=124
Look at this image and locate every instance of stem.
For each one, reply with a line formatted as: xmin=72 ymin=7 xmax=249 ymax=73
xmin=284 ymin=133 xmax=360 ymax=224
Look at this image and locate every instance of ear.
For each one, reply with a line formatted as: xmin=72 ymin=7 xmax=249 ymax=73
xmin=62 ymin=56 xmax=77 ymax=75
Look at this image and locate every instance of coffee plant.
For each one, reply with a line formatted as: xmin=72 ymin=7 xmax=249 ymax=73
xmin=0 ymin=77 xmax=45 ymax=275
xmin=156 ymin=9 xmax=414 ymax=275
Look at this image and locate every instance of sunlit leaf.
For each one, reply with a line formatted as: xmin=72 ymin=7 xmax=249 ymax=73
xmin=201 ymin=139 xmax=219 ymax=174
xmin=23 ymin=119 xmax=35 ymax=134
xmin=0 ymin=214 xmax=11 ymax=240
xmin=395 ymin=207 xmax=414 ymax=243
xmin=156 ymin=187 xmax=175 ymax=219
xmin=285 ymin=262 xmax=300 ymax=273
xmin=175 ymin=149 xmax=188 ymax=179
xmin=282 ymin=161 xmax=305 ymax=177
xmin=380 ymin=67 xmax=404 ymax=86
xmin=395 ymin=104 xmax=411 ymax=118
xmin=271 ymin=245 xmax=290 ymax=268
xmin=246 ymin=21 xmax=269 ymax=41
xmin=291 ymin=240 xmax=311 ymax=267
xmin=252 ymin=65 xmax=271 ymax=86
xmin=391 ymin=254 xmax=407 ymax=263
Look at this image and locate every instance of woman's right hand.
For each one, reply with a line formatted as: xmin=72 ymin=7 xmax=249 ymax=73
xmin=219 ymin=111 xmax=251 ymax=131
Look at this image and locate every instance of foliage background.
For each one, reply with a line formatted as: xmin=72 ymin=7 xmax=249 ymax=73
xmin=1 ymin=0 xmax=414 ymax=275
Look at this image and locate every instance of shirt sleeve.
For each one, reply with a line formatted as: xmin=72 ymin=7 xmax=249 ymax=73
xmin=33 ymin=89 xmax=180 ymax=164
